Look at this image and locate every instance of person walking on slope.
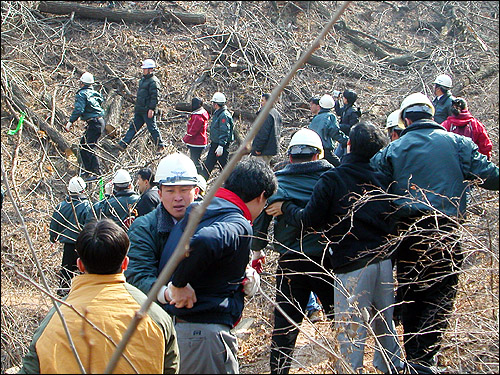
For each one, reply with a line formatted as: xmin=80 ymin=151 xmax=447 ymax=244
xmin=431 ymin=73 xmax=454 ymax=124
xmin=441 ymin=97 xmax=493 ymax=159
xmin=371 ymin=92 xmax=499 ymax=368
xmin=200 ymin=92 xmax=234 ymax=180
xmin=49 ymin=176 xmax=92 ymax=297
xmin=251 ymin=93 xmax=283 ymax=165
xmin=333 ymin=89 xmax=361 ymax=158
xmin=251 ymin=128 xmax=335 ymax=374
xmin=65 ymin=72 xmax=105 ymax=181
xmin=183 ymin=97 xmax=209 ymax=173
xmin=117 ymin=59 xmax=166 ymax=153
xmin=308 ymin=95 xmax=346 ymax=167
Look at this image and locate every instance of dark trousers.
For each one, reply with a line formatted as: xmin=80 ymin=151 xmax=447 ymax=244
xmin=270 ymin=253 xmax=335 ymax=374
xmin=80 ymin=117 xmax=104 ymax=175
xmin=396 ymin=216 xmax=462 ymax=366
xmin=59 ymin=243 xmax=79 ymax=296
xmin=200 ymin=143 xmax=229 ymax=180
xmin=324 ymin=148 xmax=341 ymax=167
xmin=120 ymin=112 xmax=164 ymax=148
xmin=188 ymin=145 xmax=206 ymax=174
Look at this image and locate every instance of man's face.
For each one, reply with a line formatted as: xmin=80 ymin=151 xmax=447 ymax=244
xmin=260 ymin=97 xmax=267 ymax=108
xmin=309 ymin=102 xmax=320 ymax=115
xmin=143 ymin=68 xmax=153 ymax=76
xmin=136 ymin=176 xmax=149 ymax=194
xmin=158 ymin=185 xmax=199 ymax=221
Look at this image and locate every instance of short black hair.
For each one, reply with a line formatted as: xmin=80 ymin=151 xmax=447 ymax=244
xmin=290 ymin=153 xmax=316 ymax=163
xmin=192 ymin=97 xmax=203 ymax=111
xmin=404 ymin=111 xmax=433 ymax=122
xmin=76 ymin=219 xmax=129 ymax=274
xmin=309 ymin=97 xmax=320 ymax=105
xmin=262 ymin=93 xmax=271 ymax=101
xmin=343 ymin=89 xmax=358 ymax=105
xmin=349 ymin=121 xmax=388 ymax=160
xmin=452 ymin=97 xmax=467 ymax=111
xmin=224 ymin=157 xmax=277 ymax=202
xmin=137 ymin=168 xmax=156 ymax=186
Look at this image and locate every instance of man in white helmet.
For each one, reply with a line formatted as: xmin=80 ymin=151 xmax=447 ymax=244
xmin=308 ymin=94 xmax=346 ymax=167
xmin=117 ymin=59 xmax=166 ymax=153
xmin=251 ymin=129 xmax=336 ymax=374
xmin=125 ymin=153 xmax=200 ymax=300
xmin=89 ymin=168 xmax=140 ymax=231
xmin=200 ymin=92 xmax=234 ymax=180
xmin=385 ymin=109 xmax=405 ymax=142
xmin=371 ymin=92 xmax=499 ymax=369
xmin=431 ymin=73 xmax=454 ymax=124
xmin=65 ymin=72 xmax=105 ymax=181
xmin=49 ymin=176 xmax=92 ymax=296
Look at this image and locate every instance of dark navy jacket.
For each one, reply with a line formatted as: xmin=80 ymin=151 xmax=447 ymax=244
xmin=159 ymin=196 xmax=252 ymax=327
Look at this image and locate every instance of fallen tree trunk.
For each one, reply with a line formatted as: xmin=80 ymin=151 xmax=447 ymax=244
xmin=103 ymin=89 xmax=123 ymax=138
xmin=10 ymin=82 xmax=73 ymax=156
xmin=38 ymin=1 xmax=206 ymax=25
xmin=40 ymin=92 xmax=67 ymax=130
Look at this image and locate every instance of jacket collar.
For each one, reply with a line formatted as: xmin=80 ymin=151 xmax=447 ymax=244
xmin=157 ymin=204 xmax=176 ymax=234
xmin=340 ymin=152 xmax=371 ymax=164
xmin=214 ymin=187 xmax=252 ymax=223
xmin=113 ymin=188 xmax=136 ymax=197
xmin=400 ymin=119 xmax=445 ymax=136
xmin=318 ymin=108 xmax=331 ymax=114
xmin=276 ymin=159 xmax=332 ymax=176
xmin=70 ymin=273 xmax=126 ymax=291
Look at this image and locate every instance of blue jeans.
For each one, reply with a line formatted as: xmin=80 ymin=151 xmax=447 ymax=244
xmin=120 ymin=112 xmax=164 ymax=148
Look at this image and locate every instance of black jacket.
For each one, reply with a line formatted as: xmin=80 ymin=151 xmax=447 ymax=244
xmin=334 ymin=101 xmax=360 ymax=136
xmin=281 ymin=153 xmax=396 ymax=273
xmin=251 ymin=107 xmax=282 ymax=156
xmin=134 ymin=73 xmax=160 ymax=114
xmin=135 ymin=187 xmax=160 ymax=217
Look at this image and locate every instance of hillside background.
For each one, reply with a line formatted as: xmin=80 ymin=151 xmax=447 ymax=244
xmin=1 ymin=1 xmax=498 ymax=373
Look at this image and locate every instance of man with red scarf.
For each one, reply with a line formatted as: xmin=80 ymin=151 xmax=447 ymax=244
xmin=158 ymin=157 xmax=277 ymax=374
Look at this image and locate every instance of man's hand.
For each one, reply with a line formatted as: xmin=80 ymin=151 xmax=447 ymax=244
xmin=254 ymin=151 xmax=262 ymax=156
xmin=168 ymin=282 xmax=197 ymax=309
xmin=215 ymin=145 xmax=224 ymax=157
xmin=64 ymin=122 xmax=72 ymax=132
xmin=147 ymin=109 xmax=154 ymax=118
xmin=251 ymin=250 xmax=265 ymax=274
xmin=266 ymin=201 xmax=284 ymax=217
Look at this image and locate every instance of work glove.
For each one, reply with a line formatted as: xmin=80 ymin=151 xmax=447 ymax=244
xmin=215 ymin=145 xmax=224 ymax=157
xmin=104 ymin=181 xmax=113 ymax=195
xmin=251 ymin=250 xmax=265 ymax=274
xmin=242 ymin=266 xmax=260 ymax=297
xmin=64 ymin=122 xmax=72 ymax=132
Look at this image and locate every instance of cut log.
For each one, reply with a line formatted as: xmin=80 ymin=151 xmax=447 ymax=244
xmin=103 ymin=90 xmax=123 ymax=138
xmin=38 ymin=1 xmax=206 ymax=25
xmin=10 ymin=82 xmax=73 ymax=156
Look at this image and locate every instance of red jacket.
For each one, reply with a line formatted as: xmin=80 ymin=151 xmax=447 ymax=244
xmin=183 ymin=108 xmax=209 ymax=146
xmin=441 ymin=110 xmax=492 ymax=159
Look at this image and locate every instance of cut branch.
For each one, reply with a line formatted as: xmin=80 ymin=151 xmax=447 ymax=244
xmin=38 ymin=1 xmax=206 ymax=25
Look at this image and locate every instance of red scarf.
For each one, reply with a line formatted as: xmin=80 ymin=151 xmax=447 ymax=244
xmin=214 ymin=188 xmax=252 ymax=224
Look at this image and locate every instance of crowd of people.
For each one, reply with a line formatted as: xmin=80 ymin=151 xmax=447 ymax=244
xmin=22 ymin=61 xmax=499 ymax=375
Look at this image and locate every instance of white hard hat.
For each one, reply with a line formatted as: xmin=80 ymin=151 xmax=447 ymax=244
xmin=113 ymin=169 xmax=132 ymax=184
xmin=141 ymin=59 xmax=156 ymax=69
xmin=154 ymin=153 xmax=198 ymax=186
xmin=196 ymin=174 xmax=207 ymax=193
xmin=399 ymin=92 xmax=435 ymax=121
xmin=211 ymin=92 xmax=226 ymax=104
xmin=80 ymin=72 xmax=94 ymax=84
xmin=68 ymin=176 xmax=86 ymax=194
xmin=288 ymin=128 xmax=324 ymax=159
xmin=385 ymin=110 xmax=405 ymax=130
xmin=433 ymin=74 xmax=452 ymax=88
xmin=319 ymin=94 xmax=335 ymax=109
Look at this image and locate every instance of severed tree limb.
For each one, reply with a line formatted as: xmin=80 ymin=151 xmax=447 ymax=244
xmin=38 ymin=1 xmax=206 ymax=25
xmin=8 ymin=81 xmax=73 ymax=157
xmin=104 ymin=2 xmax=353 ymax=373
